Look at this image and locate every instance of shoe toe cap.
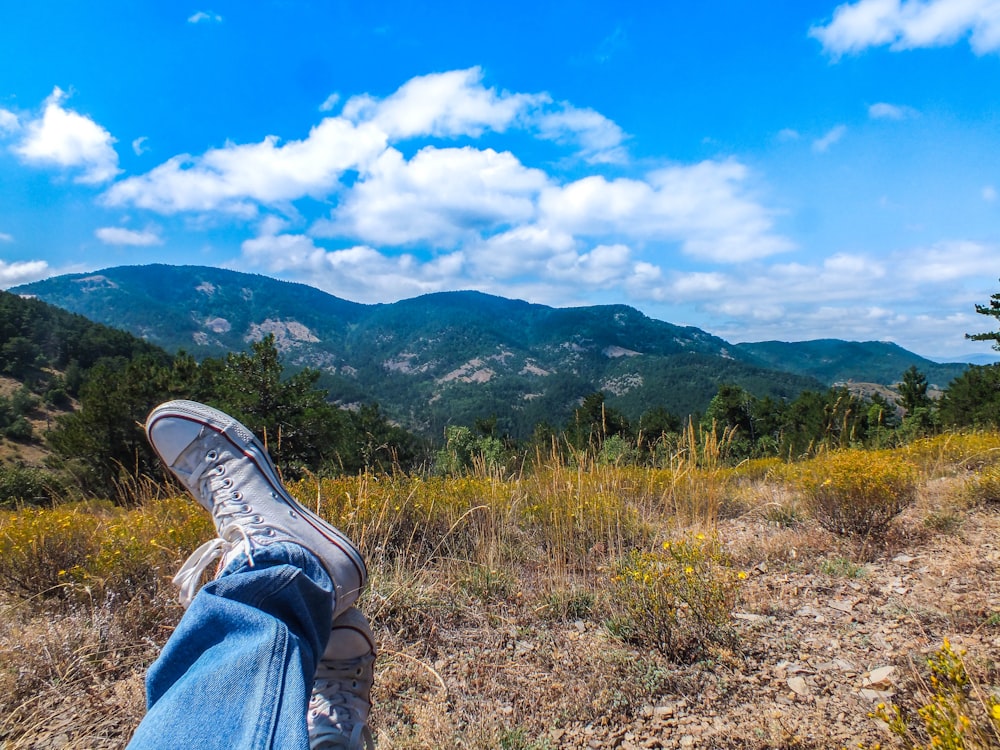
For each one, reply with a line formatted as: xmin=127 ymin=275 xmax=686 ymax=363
xmin=148 ymin=415 xmax=206 ymax=466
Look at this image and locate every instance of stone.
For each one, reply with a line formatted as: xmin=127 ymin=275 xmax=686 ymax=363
xmin=788 ymin=676 xmax=811 ymax=696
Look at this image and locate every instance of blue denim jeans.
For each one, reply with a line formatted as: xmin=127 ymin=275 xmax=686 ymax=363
xmin=127 ymin=542 xmax=334 ymax=750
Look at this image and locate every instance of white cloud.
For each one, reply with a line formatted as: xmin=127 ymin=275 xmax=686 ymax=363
xmin=983 ymin=185 xmax=997 ymax=202
xmin=342 ymin=68 xmax=630 ymax=162
xmin=777 ymin=128 xmax=801 ymax=141
xmin=342 ymin=67 xmax=544 ymax=140
xmin=535 ymin=104 xmax=628 ymax=164
xmin=240 ymin=230 xmax=465 ymax=302
xmin=317 ymin=145 xmax=549 ymax=247
xmin=812 ymin=124 xmax=847 ymax=152
xmin=545 ymin=243 xmax=634 ymax=286
xmin=95 ymin=226 xmax=163 ymax=246
xmin=812 ymin=0 xmax=1000 ymax=56
xmin=102 ymin=69 xmax=635 ymax=217
xmin=0 ymin=232 xmax=12 ymax=243
xmin=868 ymin=101 xmax=917 ymax=119
xmin=240 ymin=225 xmax=655 ymax=308
xmin=132 ymin=136 xmax=149 ymax=155
xmin=648 ymin=240 xmax=999 ymax=358
xmin=105 ymin=117 xmax=387 ymax=213
xmin=319 ymin=93 xmax=340 ymax=112
xmin=467 ymin=225 xmax=577 ymax=279
xmin=188 ymin=11 xmax=222 ymax=23
xmin=104 ymin=69 xmax=794 ymax=301
xmin=538 ymin=160 xmax=794 ymax=262
xmin=0 ymin=260 xmax=50 ymax=289
xmin=894 ymin=240 xmax=998 ymax=283
xmin=0 ymin=109 xmax=19 ymax=135
xmin=13 ymin=87 xmax=120 ymax=184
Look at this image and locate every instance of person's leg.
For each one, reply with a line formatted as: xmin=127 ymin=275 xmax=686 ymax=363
xmin=128 ymin=400 xmax=370 ymax=750
xmin=128 ymin=543 xmax=331 ymax=750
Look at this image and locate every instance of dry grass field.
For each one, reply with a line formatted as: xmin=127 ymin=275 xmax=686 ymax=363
xmin=2 ymin=432 xmax=999 ymax=749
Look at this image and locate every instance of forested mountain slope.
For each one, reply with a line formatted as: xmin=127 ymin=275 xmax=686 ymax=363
xmin=14 ymin=265 xmax=963 ymax=437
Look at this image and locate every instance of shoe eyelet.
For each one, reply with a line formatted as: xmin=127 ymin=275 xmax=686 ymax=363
xmin=288 ymin=509 xmax=298 ymax=519
xmin=206 ymin=450 xmax=218 ymax=461
xmin=214 ymin=465 xmax=226 ymax=475
xmin=253 ymin=515 xmax=264 ymax=524
xmin=232 ymin=491 xmax=243 ymax=500
xmin=222 ymin=478 xmax=233 ymax=489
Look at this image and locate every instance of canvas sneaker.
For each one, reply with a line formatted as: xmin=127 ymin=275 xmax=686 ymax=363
xmin=309 ymin=606 xmax=377 ymax=750
xmin=145 ymin=399 xmax=367 ymax=614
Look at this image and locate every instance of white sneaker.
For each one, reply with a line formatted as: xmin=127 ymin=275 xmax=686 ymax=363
xmin=146 ymin=399 xmax=367 ymax=615
xmin=309 ymin=606 xmax=377 ymax=750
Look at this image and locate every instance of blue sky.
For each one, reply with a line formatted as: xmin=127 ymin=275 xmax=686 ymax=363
xmin=2 ymin=1 xmax=1000 ymax=362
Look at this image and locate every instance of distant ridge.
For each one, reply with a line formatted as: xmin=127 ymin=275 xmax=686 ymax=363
xmin=734 ymin=339 xmax=967 ymax=390
xmin=12 ymin=265 xmax=968 ymax=437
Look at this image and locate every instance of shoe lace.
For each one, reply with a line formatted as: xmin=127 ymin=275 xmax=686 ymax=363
xmin=171 ymin=448 xmax=273 ymax=608
xmin=309 ymin=656 xmax=375 ymax=750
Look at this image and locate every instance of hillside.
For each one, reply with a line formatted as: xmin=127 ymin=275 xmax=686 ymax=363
xmin=13 ymin=264 xmax=967 ymax=438
xmin=0 ymin=289 xmax=173 ymax=470
xmin=735 ymin=339 xmax=967 ymax=390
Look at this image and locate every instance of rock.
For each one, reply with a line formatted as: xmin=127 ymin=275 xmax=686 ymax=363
xmin=788 ymin=676 xmax=811 ymax=696
xmin=863 ymin=666 xmax=897 ymax=688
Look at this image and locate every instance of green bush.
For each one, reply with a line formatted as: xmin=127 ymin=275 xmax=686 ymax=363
xmin=0 ymin=465 xmax=55 ymax=507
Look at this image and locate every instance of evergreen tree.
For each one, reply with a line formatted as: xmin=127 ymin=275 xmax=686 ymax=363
xmin=938 ymin=364 xmax=1000 ymax=428
xmin=566 ymin=392 xmax=630 ymax=451
xmin=896 ymin=365 xmax=932 ymax=413
xmin=966 ymin=281 xmax=1000 ymax=350
xmin=47 ymin=354 xmax=172 ymax=496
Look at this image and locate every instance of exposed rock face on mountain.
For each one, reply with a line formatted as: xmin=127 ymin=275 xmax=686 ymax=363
xmin=13 ymin=265 xmax=966 ymax=437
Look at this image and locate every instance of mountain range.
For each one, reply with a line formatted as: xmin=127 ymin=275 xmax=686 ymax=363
xmin=12 ymin=265 xmax=970 ymax=438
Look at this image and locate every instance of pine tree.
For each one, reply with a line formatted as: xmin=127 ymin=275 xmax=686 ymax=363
xmin=966 ymin=282 xmax=1000 ymax=350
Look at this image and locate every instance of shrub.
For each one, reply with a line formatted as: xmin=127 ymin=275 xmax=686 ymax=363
xmin=0 ymin=465 xmax=58 ymax=507
xmin=608 ymin=532 xmax=744 ymax=660
xmin=903 ymin=432 xmax=1000 ymax=476
xmin=867 ymin=639 xmax=1000 ymax=750
xmin=0 ymin=503 xmax=104 ymax=597
xmin=797 ymin=449 xmax=917 ymax=538
xmin=966 ymin=464 xmax=1000 ymax=505
xmin=3 ymin=416 xmax=33 ymax=441
xmin=0 ymin=497 xmax=212 ymax=600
